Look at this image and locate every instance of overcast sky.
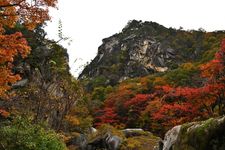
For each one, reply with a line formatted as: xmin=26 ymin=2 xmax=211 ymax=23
xmin=45 ymin=0 xmax=225 ymax=77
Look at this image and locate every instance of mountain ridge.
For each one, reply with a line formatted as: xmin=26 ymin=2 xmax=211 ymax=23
xmin=78 ymin=20 xmax=225 ymax=90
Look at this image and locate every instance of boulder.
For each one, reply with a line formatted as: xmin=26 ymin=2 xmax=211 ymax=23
xmin=120 ymin=128 xmax=161 ymax=150
xmin=162 ymin=125 xmax=181 ymax=150
xmin=162 ymin=116 xmax=225 ymax=150
xmin=122 ymin=128 xmax=146 ymax=137
xmin=88 ymin=132 xmax=122 ymax=150
xmin=66 ymin=133 xmax=87 ymax=150
xmin=12 ymin=79 xmax=29 ymax=88
xmin=104 ymin=132 xmax=122 ymax=150
xmin=121 ymin=131 xmax=161 ymax=150
xmin=88 ymin=127 xmax=97 ymax=134
xmin=69 ymin=126 xmax=161 ymax=150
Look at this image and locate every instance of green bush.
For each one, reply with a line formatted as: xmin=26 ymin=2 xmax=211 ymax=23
xmin=0 ymin=117 xmax=66 ymax=150
xmin=164 ymin=63 xmax=200 ymax=87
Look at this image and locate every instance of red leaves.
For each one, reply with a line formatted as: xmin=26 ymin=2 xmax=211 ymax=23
xmin=153 ymin=102 xmax=198 ymax=119
xmin=124 ymin=94 xmax=152 ymax=107
xmin=151 ymin=39 xmax=225 ymax=127
xmin=94 ymin=39 xmax=225 ymax=131
xmin=95 ymin=107 xmax=118 ymax=126
xmin=124 ymin=94 xmax=153 ymax=113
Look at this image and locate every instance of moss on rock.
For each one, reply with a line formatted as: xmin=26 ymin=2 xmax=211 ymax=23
xmin=172 ymin=116 xmax=225 ymax=150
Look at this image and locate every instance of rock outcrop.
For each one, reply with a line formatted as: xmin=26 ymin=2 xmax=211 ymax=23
xmin=78 ymin=20 xmax=225 ymax=89
xmin=67 ymin=126 xmax=161 ymax=150
xmin=161 ymin=116 xmax=225 ymax=150
xmin=162 ymin=125 xmax=181 ymax=150
xmin=79 ymin=21 xmax=176 ymax=87
xmin=88 ymin=132 xmax=122 ymax=150
xmin=121 ymin=129 xmax=161 ymax=150
xmin=66 ymin=133 xmax=87 ymax=150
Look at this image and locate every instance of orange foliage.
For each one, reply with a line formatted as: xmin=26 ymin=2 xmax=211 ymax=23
xmin=201 ymin=39 xmax=225 ymax=80
xmin=0 ymin=108 xmax=10 ymax=118
xmin=0 ymin=0 xmax=57 ymax=30
xmin=104 ymin=88 xmax=134 ymax=107
xmin=0 ymin=0 xmax=57 ymax=98
xmin=0 ymin=0 xmax=57 ymax=116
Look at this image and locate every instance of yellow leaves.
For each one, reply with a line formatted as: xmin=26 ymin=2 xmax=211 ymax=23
xmin=124 ymin=138 xmax=142 ymax=149
xmin=65 ymin=115 xmax=80 ymax=126
xmin=181 ymin=62 xmax=196 ymax=70
xmin=153 ymin=77 xmax=167 ymax=86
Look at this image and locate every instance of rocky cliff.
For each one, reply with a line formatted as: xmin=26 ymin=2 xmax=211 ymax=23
xmin=79 ymin=20 xmax=225 ymax=89
xmin=3 ymin=26 xmax=81 ymax=130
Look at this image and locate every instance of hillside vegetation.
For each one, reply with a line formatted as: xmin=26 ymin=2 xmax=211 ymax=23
xmin=0 ymin=2 xmax=224 ymax=148
xmin=79 ymin=20 xmax=225 ymax=136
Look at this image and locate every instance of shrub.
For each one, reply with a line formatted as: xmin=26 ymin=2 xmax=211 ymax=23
xmin=0 ymin=117 xmax=66 ymax=150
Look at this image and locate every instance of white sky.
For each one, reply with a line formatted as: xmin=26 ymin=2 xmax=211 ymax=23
xmin=44 ymin=0 xmax=225 ymax=77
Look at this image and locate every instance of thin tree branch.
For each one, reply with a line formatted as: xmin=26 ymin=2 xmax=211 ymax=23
xmin=0 ymin=0 xmax=24 ymax=8
xmin=0 ymin=3 xmax=20 ymax=8
xmin=0 ymin=13 xmax=19 ymax=17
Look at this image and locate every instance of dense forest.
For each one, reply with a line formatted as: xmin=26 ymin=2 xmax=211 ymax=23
xmin=0 ymin=0 xmax=225 ymax=150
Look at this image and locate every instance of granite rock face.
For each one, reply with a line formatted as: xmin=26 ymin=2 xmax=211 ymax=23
xmin=78 ymin=20 xmax=218 ymax=89
xmin=79 ymin=21 xmax=176 ymax=86
xmin=161 ymin=116 xmax=225 ymax=150
xmin=162 ymin=125 xmax=181 ymax=150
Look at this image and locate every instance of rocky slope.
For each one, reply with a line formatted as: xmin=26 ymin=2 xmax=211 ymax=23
xmin=66 ymin=125 xmax=161 ymax=150
xmin=79 ymin=20 xmax=225 ymax=89
xmin=66 ymin=117 xmax=225 ymax=150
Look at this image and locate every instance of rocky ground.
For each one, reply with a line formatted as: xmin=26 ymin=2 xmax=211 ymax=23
xmin=65 ymin=116 xmax=225 ymax=150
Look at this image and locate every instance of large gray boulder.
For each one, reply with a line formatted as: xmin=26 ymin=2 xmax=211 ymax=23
xmin=162 ymin=125 xmax=181 ymax=150
xmin=88 ymin=132 xmax=122 ymax=150
xmin=66 ymin=133 xmax=87 ymax=150
xmin=161 ymin=116 xmax=225 ymax=150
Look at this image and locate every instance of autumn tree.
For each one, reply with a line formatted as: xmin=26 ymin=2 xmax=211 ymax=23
xmin=150 ymin=39 xmax=225 ymax=130
xmin=0 ymin=0 xmax=57 ymax=30
xmin=200 ymin=39 xmax=225 ymax=115
xmin=93 ymin=83 xmax=136 ymax=127
xmin=0 ymin=0 xmax=57 ymax=116
xmin=124 ymin=94 xmax=154 ymax=127
xmin=95 ymin=107 xmax=118 ymax=127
